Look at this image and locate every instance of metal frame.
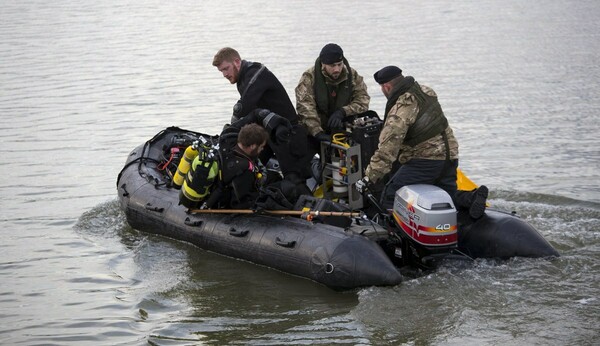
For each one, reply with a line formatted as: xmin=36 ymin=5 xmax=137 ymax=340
xmin=320 ymin=141 xmax=364 ymax=210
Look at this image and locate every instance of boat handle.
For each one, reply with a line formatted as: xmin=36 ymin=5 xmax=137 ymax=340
xmin=275 ymin=237 xmax=296 ymax=248
xmin=229 ymin=228 xmax=249 ymax=237
xmin=120 ymin=183 xmax=129 ymax=197
xmin=184 ymin=217 xmax=203 ymax=227
xmin=145 ymin=203 xmax=164 ymax=213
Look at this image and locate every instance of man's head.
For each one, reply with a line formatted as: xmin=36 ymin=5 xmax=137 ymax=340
xmin=237 ymin=123 xmax=268 ymax=158
xmin=319 ymin=43 xmax=344 ymax=80
xmin=373 ymin=65 xmax=403 ymax=98
xmin=213 ymin=47 xmax=242 ymax=84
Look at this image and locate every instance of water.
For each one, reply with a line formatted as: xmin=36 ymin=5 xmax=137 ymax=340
xmin=1 ymin=0 xmax=599 ymax=344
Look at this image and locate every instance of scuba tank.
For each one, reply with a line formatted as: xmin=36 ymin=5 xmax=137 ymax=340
xmin=172 ymin=142 xmax=199 ymax=189
xmin=179 ymin=141 xmax=221 ymax=209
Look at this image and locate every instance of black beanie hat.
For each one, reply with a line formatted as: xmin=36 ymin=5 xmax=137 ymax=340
xmin=373 ymin=66 xmax=403 ymax=84
xmin=319 ymin=43 xmax=344 ymax=64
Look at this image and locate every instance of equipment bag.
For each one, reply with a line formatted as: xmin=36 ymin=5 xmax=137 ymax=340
xmin=179 ymin=144 xmax=221 ymax=209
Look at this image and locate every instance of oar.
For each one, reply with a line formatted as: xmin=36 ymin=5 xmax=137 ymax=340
xmin=188 ymin=208 xmax=362 ymax=219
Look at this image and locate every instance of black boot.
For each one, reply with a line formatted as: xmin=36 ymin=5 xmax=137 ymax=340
xmin=468 ymin=185 xmax=488 ymax=219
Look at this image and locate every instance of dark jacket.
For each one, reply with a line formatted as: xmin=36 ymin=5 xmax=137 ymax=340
xmin=230 ymin=63 xmax=311 ymax=179
xmin=295 ymin=60 xmax=370 ymax=136
xmin=235 ymin=60 xmax=298 ymax=124
xmin=221 ymin=146 xmax=260 ymax=209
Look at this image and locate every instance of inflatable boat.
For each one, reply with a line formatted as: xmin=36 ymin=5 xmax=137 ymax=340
xmin=116 ymin=127 xmax=559 ymax=290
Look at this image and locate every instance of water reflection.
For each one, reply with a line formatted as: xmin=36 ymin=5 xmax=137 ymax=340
xmin=2 ymin=0 xmax=600 ymax=344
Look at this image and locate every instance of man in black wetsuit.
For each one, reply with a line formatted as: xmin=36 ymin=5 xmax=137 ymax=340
xmin=212 ymin=47 xmax=311 ymax=187
xmin=221 ymin=123 xmax=269 ymax=209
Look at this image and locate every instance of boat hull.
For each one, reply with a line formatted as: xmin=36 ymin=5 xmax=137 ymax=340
xmin=116 ymin=127 xmax=558 ymax=289
xmin=458 ymin=210 xmax=559 ymax=258
xmin=117 ymin=128 xmax=402 ymax=289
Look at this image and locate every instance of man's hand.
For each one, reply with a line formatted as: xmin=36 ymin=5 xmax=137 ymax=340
xmin=315 ymin=132 xmax=331 ymax=143
xmin=327 ymin=108 xmax=345 ymax=129
xmin=274 ymin=123 xmax=293 ymax=144
xmin=355 ymin=176 xmax=370 ymax=194
xmin=254 ymin=109 xmax=294 ymax=144
xmin=259 ymin=110 xmax=290 ymax=131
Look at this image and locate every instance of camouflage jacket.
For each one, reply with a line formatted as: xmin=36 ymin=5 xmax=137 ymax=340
xmin=295 ymin=65 xmax=370 ymax=136
xmin=364 ymin=83 xmax=459 ymax=184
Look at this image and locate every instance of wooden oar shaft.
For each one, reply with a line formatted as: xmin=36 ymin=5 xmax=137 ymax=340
xmin=189 ymin=208 xmax=255 ymax=214
xmin=188 ymin=208 xmax=361 ymax=217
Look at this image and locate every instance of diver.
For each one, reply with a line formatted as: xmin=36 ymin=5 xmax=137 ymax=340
xmin=219 ymin=123 xmax=269 ymax=209
xmin=212 ymin=47 xmax=313 ymax=188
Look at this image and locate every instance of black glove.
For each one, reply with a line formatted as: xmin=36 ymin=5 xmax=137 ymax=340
xmin=274 ymin=124 xmax=292 ymax=144
xmin=256 ymin=108 xmax=271 ymax=121
xmin=255 ymin=109 xmax=293 ymax=144
xmin=258 ymin=110 xmax=290 ymax=132
xmin=315 ymin=132 xmax=331 ymax=143
xmin=327 ymin=108 xmax=346 ymax=129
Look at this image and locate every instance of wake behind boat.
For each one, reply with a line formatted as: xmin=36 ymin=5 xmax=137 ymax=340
xmin=116 ymin=126 xmax=559 ymax=290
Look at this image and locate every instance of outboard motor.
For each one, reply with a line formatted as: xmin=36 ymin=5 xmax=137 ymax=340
xmin=392 ymin=184 xmax=458 ymax=269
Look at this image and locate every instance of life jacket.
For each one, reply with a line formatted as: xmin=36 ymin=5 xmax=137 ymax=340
xmin=402 ymin=81 xmax=449 ymax=148
xmin=383 ymin=78 xmax=453 ymax=178
xmin=179 ymin=143 xmax=222 ymax=209
xmin=313 ymin=57 xmax=353 ymax=124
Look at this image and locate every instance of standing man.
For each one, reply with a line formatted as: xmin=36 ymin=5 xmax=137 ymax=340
xmin=355 ymin=66 xmax=488 ymax=218
xmin=212 ymin=47 xmax=311 ymax=185
xmin=295 ymin=43 xmax=370 ymax=146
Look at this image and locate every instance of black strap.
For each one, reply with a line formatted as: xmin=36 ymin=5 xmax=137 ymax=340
xmin=241 ymin=64 xmax=265 ymax=99
xmin=433 ymin=131 xmax=451 ymax=185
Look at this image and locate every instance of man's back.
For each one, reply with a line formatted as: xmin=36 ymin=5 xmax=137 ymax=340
xmin=235 ymin=60 xmax=297 ymax=123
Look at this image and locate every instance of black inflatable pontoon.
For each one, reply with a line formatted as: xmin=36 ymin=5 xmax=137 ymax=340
xmin=116 ymin=127 xmax=559 ymax=290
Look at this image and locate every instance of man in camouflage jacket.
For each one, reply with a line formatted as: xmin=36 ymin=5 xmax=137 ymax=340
xmin=295 ymin=43 xmax=370 ymax=147
xmin=357 ymin=66 xmax=487 ymax=218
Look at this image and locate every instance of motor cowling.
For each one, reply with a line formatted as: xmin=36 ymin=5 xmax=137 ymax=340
xmin=392 ymin=185 xmax=458 ymax=266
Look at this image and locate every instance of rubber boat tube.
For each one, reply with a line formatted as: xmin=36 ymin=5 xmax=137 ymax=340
xmin=458 ymin=210 xmax=560 ymax=258
xmin=116 ymin=127 xmax=558 ymax=289
xmin=117 ymin=129 xmax=402 ymax=289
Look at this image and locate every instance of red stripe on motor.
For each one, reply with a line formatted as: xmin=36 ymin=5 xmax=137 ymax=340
xmin=395 ymin=214 xmax=457 ymax=246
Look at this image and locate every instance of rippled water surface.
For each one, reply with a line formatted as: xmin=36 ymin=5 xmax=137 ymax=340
xmin=1 ymin=0 xmax=599 ymax=345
